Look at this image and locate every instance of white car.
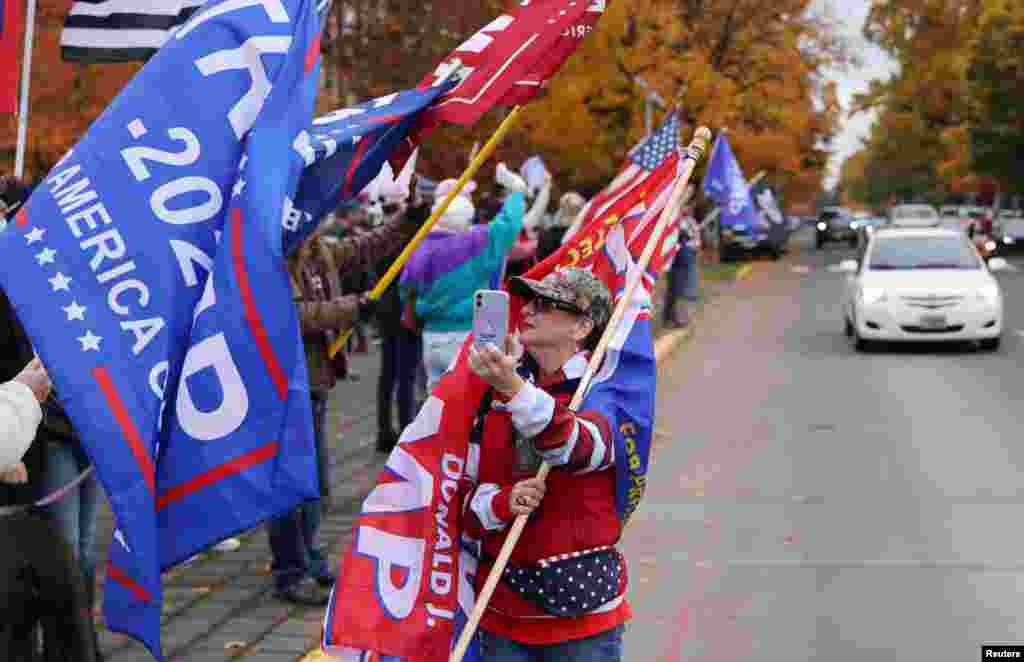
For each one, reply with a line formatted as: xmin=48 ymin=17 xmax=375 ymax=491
xmin=840 ymin=228 xmax=1008 ymax=351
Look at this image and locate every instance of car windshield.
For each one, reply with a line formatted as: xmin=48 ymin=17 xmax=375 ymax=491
xmin=867 ymin=236 xmax=980 ymax=270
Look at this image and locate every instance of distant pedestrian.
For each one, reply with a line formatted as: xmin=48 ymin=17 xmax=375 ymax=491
xmin=663 ymin=208 xmax=701 ymax=329
xmin=536 ymin=191 xmax=586 ymax=263
xmin=373 ymin=185 xmax=430 ymax=453
xmin=269 ymin=210 xmax=420 ymax=607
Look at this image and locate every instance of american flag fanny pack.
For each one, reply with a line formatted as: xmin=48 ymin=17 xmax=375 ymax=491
xmin=491 ymin=546 xmax=626 ymax=618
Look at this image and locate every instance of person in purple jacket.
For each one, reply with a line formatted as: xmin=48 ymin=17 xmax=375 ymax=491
xmin=400 ymin=164 xmax=527 ymax=389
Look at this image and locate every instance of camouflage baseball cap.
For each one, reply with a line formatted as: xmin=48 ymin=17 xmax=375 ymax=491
xmin=510 ymin=267 xmax=612 ymax=327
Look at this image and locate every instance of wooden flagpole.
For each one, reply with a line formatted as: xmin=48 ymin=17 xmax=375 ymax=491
xmin=448 ymin=126 xmax=713 ymax=662
xmin=328 ymin=105 xmax=524 ymax=359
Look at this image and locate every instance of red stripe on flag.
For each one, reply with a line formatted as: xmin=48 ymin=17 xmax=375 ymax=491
xmin=341 ymin=137 xmax=370 ymax=195
xmin=106 ymin=561 xmax=152 ymax=603
xmin=155 ymin=440 xmax=279 ymax=511
xmin=230 ymin=208 xmax=289 ymax=400
xmin=304 ymin=33 xmax=320 ymax=73
xmin=92 ymin=366 xmax=155 ymax=492
xmin=15 ymin=206 xmax=27 ymax=228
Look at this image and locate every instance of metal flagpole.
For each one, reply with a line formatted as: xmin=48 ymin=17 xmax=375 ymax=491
xmin=14 ymin=0 xmax=37 ymax=178
xmin=447 ymin=127 xmax=713 ymax=662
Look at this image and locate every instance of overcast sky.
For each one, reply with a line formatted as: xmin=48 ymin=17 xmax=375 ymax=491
xmin=810 ymin=0 xmax=899 ymax=189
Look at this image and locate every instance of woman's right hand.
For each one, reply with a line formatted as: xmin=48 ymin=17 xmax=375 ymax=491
xmin=14 ymin=357 xmax=51 ymax=402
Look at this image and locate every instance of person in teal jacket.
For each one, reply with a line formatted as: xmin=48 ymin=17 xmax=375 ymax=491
xmin=400 ymin=164 xmax=528 ymax=389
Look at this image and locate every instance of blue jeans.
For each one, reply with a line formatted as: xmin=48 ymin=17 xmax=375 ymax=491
xmin=42 ymin=441 xmax=99 ymax=604
xmin=268 ymin=393 xmax=330 ymax=592
xmin=480 ymin=625 xmax=625 ymax=662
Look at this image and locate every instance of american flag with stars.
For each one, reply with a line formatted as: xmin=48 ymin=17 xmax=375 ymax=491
xmin=567 ymin=111 xmax=682 ymax=240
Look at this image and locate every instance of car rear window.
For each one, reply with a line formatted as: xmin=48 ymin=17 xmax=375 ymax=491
xmin=868 ymin=236 xmax=980 ymax=270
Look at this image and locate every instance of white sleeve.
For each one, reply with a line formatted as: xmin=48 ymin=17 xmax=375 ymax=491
xmin=0 ymin=381 xmax=42 ymax=464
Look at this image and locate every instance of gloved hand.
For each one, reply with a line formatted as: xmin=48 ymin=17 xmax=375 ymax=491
xmin=496 ymin=162 xmax=527 ymax=194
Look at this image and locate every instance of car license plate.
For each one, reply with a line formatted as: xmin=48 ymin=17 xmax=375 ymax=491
xmin=919 ymin=314 xmax=947 ymax=329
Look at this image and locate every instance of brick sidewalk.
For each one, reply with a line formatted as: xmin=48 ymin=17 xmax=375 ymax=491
xmin=92 ymin=273 xmax=716 ymax=661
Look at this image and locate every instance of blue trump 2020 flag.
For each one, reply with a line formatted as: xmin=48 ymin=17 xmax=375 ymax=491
xmin=0 ymin=0 xmax=329 ymax=659
xmin=286 ymin=83 xmax=452 ymax=254
xmin=702 ymin=133 xmax=759 ymax=232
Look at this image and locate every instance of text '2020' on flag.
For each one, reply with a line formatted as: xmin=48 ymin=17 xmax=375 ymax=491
xmin=702 ymin=132 xmax=759 ymax=231
xmin=323 ymin=118 xmax=676 ymax=662
xmin=421 ymin=0 xmax=609 ymax=126
xmin=61 ymin=0 xmax=207 ymax=63
xmin=0 ymin=1 xmax=330 ymax=659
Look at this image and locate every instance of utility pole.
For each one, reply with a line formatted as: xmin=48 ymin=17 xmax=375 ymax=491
xmin=635 ymin=77 xmax=667 ymax=137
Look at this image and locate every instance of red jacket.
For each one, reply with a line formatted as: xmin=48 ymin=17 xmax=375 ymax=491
xmin=465 ymin=352 xmax=631 ymax=644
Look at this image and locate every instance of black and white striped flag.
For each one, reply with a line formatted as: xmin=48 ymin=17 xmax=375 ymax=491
xmin=61 ymin=0 xmax=206 ymax=63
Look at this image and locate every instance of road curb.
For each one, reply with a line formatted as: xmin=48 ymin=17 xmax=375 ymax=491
xmin=735 ymin=263 xmax=754 ymax=281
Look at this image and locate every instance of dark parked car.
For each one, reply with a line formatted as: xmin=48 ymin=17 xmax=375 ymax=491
xmin=816 ymin=208 xmax=858 ymax=249
xmin=995 ymin=218 xmax=1024 ymax=254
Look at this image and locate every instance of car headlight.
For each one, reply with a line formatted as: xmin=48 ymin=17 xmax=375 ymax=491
xmin=1004 ymin=237 xmax=1015 ymax=245
xmin=850 ymin=222 xmax=860 ymax=230
xmin=860 ymin=288 xmax=888 ymax=304
xmin=817 ymin=222 xmax=827 ymax=231
xmin=865 ymin=225 xmax=875 ymax=233
xmin=985 ymin=241 xmax=997 ymax=252
xmin=976 ymin=285 xmax=1001 ymax=305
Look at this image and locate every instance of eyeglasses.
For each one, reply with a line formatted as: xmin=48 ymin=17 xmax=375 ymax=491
xmin=529 ymin=297 xmax=583 ymax=316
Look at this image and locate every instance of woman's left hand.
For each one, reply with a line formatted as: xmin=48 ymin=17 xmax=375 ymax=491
xmin=468 ymin=342 xmax=523 ymax=398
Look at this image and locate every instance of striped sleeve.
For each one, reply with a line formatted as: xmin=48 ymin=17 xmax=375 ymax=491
xmin=503 ymin=383 xmax=614 ymax=473
xmin=465 ymin=483 xmax=515 ymax=536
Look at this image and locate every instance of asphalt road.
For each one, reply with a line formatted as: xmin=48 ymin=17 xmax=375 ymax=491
xmin=624 ymin=227 xmax=1024 ymax=661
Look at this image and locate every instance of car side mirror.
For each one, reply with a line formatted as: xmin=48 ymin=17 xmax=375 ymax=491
xmin=987 ymin=257 xmax=1009 ymax=272
xmin=839 ymin=259 xmax=859 ymax=273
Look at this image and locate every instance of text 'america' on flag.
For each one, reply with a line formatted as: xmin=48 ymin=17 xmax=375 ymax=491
xmin=567 ymin=111 xmax=681 ymax=241
xmin=0 ymin=1 xmax=331 ymax=659
xmin=419 ymin=0 xmax=609 ymax=126
xmin=701 ymin=132 xmax=759 ymax=231
xmin=61 ymin=0 xmax=207 ymax=63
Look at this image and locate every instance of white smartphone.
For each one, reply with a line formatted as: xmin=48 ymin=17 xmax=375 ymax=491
xmin=472 ymin=289 xmax=510 ymax=351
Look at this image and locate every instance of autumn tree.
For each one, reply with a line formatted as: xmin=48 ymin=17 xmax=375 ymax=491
xmin=842 ymin=0 xmax=1024 ymax=204
xmin=967 ymin=0 xmax=1024 ymax=193
xmin=0 ymin=2 xmax=141 ymax=181
xmin=523 ymin=0 xmax=847 ymax=206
